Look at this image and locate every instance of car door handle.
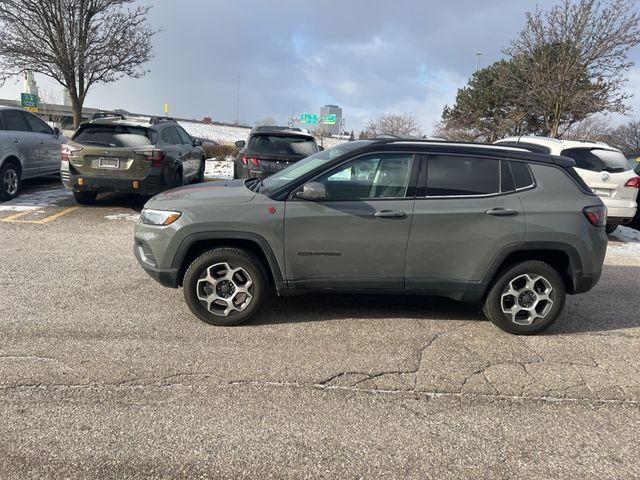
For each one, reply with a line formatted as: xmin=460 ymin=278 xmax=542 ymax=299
xmin=486 ymin=208 xmax=518 ymax=216
xmin=12 ymin=138 xmax=19 ymax=143
xmin=374 ymin=210 xmax=406 ymax=218
xmin=39 ymin=139 xmax=45 ymax=144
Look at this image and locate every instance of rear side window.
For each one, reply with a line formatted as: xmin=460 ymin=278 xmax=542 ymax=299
xmin=561 ymin=148 xmax=630 ymax=173
xmin=160 ymin=127 xmax=180 ymax=145
xmin=1 ymin=110 xmax=30 ymax=132
xmin=175 ymin=126 xmax=193 ymax=145
xmin=509 ymin=162 xmax=534 ymax=189
xmin=73 ymin=124 xmax=154 ymax=148
xmin=248 ymin=134 xmax=317 ymax=156
xmin=426 ymin=155 xmax=499 ymax=196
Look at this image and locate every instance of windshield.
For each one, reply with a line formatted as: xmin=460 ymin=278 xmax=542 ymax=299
xmin=260 ymin=140 xmax=373 ymax=194
xmin=73 ymin=124 xmax=154 ymax=148
xmin=561 ymin=148 xmax=630 ymax=173
xmin=248 ymin=134 xmax=317 ymax=156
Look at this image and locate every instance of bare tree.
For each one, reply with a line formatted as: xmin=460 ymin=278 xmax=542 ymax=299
xmin=562 ymin=114 xmax=614 ymax=142
xmin=609 ymin=120 xmax=640 ymax=155
xmin=0 ymin=0 xmax=156 ymax=128
xmin=432 ymin=120 xmax=483 ymax=143
xmin=505 ymin=0 xmax=640 ymax=137
xmin=37 ymin=86 xmax=65 ymax=129
xmin=365 ymin=113 xmax=422 ymax=137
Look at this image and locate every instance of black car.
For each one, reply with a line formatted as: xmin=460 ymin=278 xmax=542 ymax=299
xmin=233 ymin=126 xmax=320 ymax=179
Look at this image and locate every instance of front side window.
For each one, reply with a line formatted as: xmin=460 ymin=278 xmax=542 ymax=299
xmin=24 ymin=113 xmax=53 ymax=134
xmin=1 ymin=110 xmax=30 ymax=132
xmin=316 ymin=153 xmax=415 ymax=200
xmin=426 ymin=155 xmax=500 ymax=196
xmin=561 ymin=148 xmax=630 ymax=173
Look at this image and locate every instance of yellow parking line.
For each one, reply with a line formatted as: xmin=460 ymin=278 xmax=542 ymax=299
xmin=0 ymin=211 xmax=32 ymax=222
xmin=0 ymin=207 xmax=79 ymax=224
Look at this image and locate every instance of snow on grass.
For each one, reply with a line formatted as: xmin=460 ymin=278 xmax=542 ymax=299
xmin=179 ymin=121 xmax=250 ymax=144
xmin=205 ymin=158 xmax=234 ymax=179
xmin=608 ymin=225 xmax=640 ymax=256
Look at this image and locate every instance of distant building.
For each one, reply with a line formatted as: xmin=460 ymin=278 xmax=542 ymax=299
xmin=22 ymin=71 xmax=39 ymax=97
xmin=319 ymin=104 xmax=343 ymax=136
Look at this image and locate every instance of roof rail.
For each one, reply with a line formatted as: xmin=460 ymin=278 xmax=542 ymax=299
xmin=253 ymin=125 xmax=302 ymax=132
xmin=149 ymin=116 xmax=176 ymax=125
xmin=92 ymin=112 xmax=126 ymax=121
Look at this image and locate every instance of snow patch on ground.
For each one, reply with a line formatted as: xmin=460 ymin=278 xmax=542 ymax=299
xmin=179 ymin=122 xmax=251 ymax=144
xmin=0 ymin=187 xmax=71 ymax=212
xmin=608 ymin=225 xmax=640 ymax=256
xmin=104 ymin=213 xmax=140 ymax=221
xmin=205 ymin=158 xmax=234 ymax=179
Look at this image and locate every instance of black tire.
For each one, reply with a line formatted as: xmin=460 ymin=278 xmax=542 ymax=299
xmin=196 ymin=157 xmax=206 ymax=183
xmin=483 ymin=260 xmax=566 ymax=335
xmin=605 ymin=223 xmax=618 ymax=234
xmin=183 ymin=248 xmax=267 ymax=326
xmin=73 ymin=191 xmax=97 ymax=205
xmin=173 ymin=168 xmax=184 ymax=188
xmin=0 ymin=161 xmax=21 ymax=201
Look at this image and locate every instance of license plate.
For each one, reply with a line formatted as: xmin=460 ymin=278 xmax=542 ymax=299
xmin=271 ymin=162 xmax=289 ymax=170
xmin=594 ymin=188 xmax=611 ymax=197
xmin=98 ymin=157 xmax=119 ymax=168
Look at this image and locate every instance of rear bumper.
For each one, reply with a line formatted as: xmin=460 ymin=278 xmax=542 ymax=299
xmin=604 ymin=200 xmax=637 ymax=221
xmin=67 ymin=169 xmax=166 ymax=195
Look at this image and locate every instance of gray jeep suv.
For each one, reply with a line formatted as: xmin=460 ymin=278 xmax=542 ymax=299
xmin=133 ymin=139 xmax=608 ymax=334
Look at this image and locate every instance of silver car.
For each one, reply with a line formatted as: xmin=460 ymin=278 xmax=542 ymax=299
xmin=0 ymin=106 xmax=62 ymax=200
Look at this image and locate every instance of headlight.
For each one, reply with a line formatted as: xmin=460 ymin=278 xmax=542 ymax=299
xmin=140 ymin=209 xmax=182 ymax=226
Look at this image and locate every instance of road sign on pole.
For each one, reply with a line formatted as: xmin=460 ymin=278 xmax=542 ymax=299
xmin=323 ymin=114 xmax=337 ymax=125
xmin=300 ymin=113 xmax=318 ymax=124
xmin=21 ymin=93 xmax=38 ymax=112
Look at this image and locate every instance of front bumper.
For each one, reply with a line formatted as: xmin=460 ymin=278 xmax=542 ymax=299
xmin=134 ymin=238 xmax=180 ymax=288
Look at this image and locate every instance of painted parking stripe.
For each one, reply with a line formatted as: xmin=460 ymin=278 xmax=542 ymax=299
xmin=0 ymin=207 xmax=79 ymax=224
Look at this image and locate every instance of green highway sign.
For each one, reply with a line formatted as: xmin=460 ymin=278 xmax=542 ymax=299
xmin=323 ymin=114 xmax=337 ymax=124
xmin=300 ymin=113 xmax=318 ymax=124
xmin=21 ymin=93 xmax=38 ymax=109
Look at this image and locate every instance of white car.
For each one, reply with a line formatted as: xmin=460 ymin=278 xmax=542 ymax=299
xmin=495 ymin=136 xmax=639 ymax=233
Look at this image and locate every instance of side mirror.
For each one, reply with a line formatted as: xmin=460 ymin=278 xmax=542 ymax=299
xmin=318 ymin=146 xmax=324 ymax=151
xmin=53 ymin=127 xmax=61 ymax=136
xmin=235 ymin=140 xmax=246 ymax=148
xmin=193 ymin=138 xmax=203 ymax=146
xmin=297 ymin=181 xmax=327 ymax=201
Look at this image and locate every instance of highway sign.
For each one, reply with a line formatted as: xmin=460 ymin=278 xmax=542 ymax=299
xmin=300 ymin=113 xmax=318 ymax=124
xmin=323 ymin=114 xmax=337 ymax=124
xmin=21 ymin=93 xmax=38 ymax=111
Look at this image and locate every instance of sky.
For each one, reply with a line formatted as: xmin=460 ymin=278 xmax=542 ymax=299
xmin=0 ymin=0 xmax=639 ymax=134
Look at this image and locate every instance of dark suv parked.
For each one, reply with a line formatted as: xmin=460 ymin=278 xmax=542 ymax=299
xmin=61 ymin=115 xmax=205 ymax=204
xmin=134 ymin=139 xmax=608 ymax=335
xmin=233 ymin=126 xmax=320 ymax=179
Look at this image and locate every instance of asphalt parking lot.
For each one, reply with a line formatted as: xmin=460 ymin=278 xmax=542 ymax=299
xmin=1 ymin=177 xmax=639 ymax=479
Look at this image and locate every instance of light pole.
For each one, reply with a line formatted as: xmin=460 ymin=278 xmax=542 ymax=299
xmin=475 ymin=52 xmax=484 ymax=73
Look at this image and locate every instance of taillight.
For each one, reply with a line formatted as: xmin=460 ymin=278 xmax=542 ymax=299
xmin=241 ymin=156 xmax=259 ymax=166
xmin=135 ymin=149 xmax=164 ymax=167
xmin=624 ymin=177 xmax=640 ymax=188
xmin=583 ymin=205 xmax=607 ymax=227
xmin=61 ymin=144 xmax=82 ymax=162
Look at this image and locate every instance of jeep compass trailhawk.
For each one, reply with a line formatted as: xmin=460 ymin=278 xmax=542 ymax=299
xmin=134 ymin=139 xmax=607 ymax=335
xmin=62 ymin=115 xmax=206 ymax=204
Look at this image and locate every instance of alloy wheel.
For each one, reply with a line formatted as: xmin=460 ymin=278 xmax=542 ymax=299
xmin=500 ymin=273 xmax=554 ymax=325
xmin=196 ymin=262 xmax=254 ymax=317
xmin=3 ymin=168 xmax=18 ymax=196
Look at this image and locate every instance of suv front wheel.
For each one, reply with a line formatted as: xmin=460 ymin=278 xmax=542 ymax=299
xmin=183 ymin=248 xmax=267 ymax=326
xmin=483 ymin=261 xmax=566 ymax=335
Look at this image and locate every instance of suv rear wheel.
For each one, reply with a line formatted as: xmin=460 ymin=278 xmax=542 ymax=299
xmin=0 ymin=161 xmax=21 ymax=201
xmin=183 ymin=248 xmax=267 ymax=326
xmin=483 ymin=261 xmax=565 ymax=335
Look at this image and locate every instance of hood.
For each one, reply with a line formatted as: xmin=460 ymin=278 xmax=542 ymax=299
xmin=146 ymin=179 xmax=256 ymax=209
